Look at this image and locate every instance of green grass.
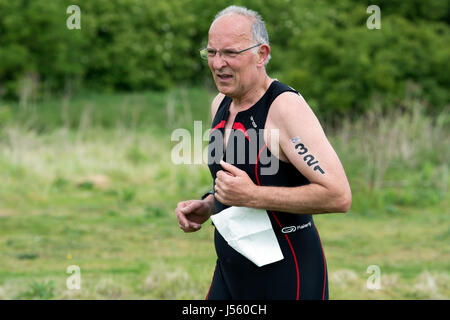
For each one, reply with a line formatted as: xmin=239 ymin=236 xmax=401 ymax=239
xmin=0 ymin=88 xmax=448 ymax=299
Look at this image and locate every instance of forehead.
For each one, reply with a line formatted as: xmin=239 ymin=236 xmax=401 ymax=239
xmin=208 ymin=14 xmax=254 ymax=48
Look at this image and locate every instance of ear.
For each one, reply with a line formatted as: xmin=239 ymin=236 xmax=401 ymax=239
xmin=257 ymin=44 xmax=270 ymax=67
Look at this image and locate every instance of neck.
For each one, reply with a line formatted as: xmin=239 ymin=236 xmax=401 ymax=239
xmin=231 ymin=73 xmax=272 ymax=111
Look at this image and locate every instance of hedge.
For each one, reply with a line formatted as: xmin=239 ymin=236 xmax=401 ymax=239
xmin=0 ymin=0 xmax=448 ymax=120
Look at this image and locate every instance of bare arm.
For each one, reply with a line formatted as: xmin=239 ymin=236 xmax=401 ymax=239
xmin=203 ymin=93 xmax=225 ymax=213
xmin=250 ymin=92 xmax=352 ymax=214
xmin=210 ymin=92 xmax=224 ymax=123
xmin=214 ymin=92 xmax=351 ymax=215
xmin=174 ymin=93 xmax=223 ymax=232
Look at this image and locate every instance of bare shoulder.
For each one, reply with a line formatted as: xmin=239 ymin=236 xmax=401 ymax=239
xmin=268 ymin=91 xmax=321 ymax=129
xmin=265 ymin=90 xmax=329 ymax=163
xmin=210 ymin=92 xmax=226 ymax=122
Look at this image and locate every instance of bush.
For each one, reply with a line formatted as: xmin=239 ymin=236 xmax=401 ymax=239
xmin=277 ymin=2 xmax=450 ymax=121
xmin=0 ymin=0 xmax=448 ymax=121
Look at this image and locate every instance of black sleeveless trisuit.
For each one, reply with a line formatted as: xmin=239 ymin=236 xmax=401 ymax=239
xmin=206 ymin=80 xmax=328 ymax=300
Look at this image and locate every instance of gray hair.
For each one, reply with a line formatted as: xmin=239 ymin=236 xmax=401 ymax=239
xmin=213 ymin=5 xmax=271 ymax=65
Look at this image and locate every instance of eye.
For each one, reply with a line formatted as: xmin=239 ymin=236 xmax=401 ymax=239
xmin=207 ymin=49 xmax=217 ymax=56
xmin=222 ymin=50 xmax=238 ymax=58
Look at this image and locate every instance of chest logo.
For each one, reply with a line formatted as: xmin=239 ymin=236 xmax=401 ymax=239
xmin=250 ymin=116 xmax=257 ymax=128
xmin=232 ymin=122 xmax=251 ymax=142
xmin=210 ymin=120 xmax=251 ymax=142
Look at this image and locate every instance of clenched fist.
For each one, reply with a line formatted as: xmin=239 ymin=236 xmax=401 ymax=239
xmin=175 ymin=198 xmax=213 ymax=233
xmin=214 ymin=160 xmax=258 ymax=207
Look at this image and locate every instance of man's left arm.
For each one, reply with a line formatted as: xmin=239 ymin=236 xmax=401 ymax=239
xmin=214 ymin=92 xmax=352 ymax=214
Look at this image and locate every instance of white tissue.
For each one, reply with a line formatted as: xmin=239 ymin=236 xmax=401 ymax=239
xmin=210 ymin=206 xmax=284 ymax=267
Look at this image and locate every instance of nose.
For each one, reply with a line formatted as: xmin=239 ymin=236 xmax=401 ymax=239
xmin=211 ymin=52 xmax=227 ymax=70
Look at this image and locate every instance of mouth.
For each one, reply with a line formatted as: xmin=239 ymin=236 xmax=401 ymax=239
xmin=216 ymin=73 xmax=233 ymax=81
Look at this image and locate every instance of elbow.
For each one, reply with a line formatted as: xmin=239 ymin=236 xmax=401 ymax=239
xmin=337 ymin=192 xmax=352 ymax=213
xmin=339 ymin=193 xmax=352 ymax=213
xmin=330 ymin=189 xmax=352 ymax=213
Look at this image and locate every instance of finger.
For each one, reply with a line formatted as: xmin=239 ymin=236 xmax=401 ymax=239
xmin=217 ymin=168 xmax=234 ymax=179
xmin=214 ymin=191 xmax=228 ymax=206
xmin=216 ymin=171 xmax=223 ymax=180
xmin=189 ymin=223 xmax=202 ymax=230
xmin=176 ymin=201 xmax=191 ymax=214
xmin=180 ymin=223 xmax=198 ymax=231
xmin=180 ymin=222 xmax=202 ymax=233
xmin=214 ymin=183 xmax=222 ymax=195
xmin=214 ymin=183 xmax=227 ymax=201
xmin=178 ymin=215 xmax=190 ymax=229
xmin=220 ymin=160 xmax=243 ymax=176
xmin=215 ymin=179 xmax=226 ymax=193
xmin=216 ymin=170 xmax=232 ymax=181
xmin=179 ymin=200 xmax=194 ymax=209
xmin=181 ymin=200 xmax=202 ymax=214
xmin=175 ymin=209 xmax=190 ymax=229
xmin=215 ymin=177 xmax=219 ymax=187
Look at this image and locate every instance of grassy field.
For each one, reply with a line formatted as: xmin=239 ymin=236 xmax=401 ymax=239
xmin=0 ymin=87 xmax=448 ymax=299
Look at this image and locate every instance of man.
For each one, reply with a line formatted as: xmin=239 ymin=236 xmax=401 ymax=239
xmin=174 ymin=5 xmax=351 ymax=300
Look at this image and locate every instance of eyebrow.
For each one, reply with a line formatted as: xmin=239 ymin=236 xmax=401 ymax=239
xmin=207 ymin=46 xmax=240 ymax=51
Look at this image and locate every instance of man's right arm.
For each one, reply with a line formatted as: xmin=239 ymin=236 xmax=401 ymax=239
xmin=210 ymin=92 xmax=224 ymax=122
xmin=174 ymin=93 xmax=224 ymax=232
xmin=203 ymin=92 xmax=224 ymax=214
xmin=203 ymin=193 xmax=215 ymax=215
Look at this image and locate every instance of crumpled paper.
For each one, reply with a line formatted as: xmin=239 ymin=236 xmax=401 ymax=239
xmin=211 ymin=206 xmax=284 ymax=267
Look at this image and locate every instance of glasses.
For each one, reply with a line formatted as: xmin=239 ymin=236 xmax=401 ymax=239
xmin=199 ymin=43 xmax=261 ymax=60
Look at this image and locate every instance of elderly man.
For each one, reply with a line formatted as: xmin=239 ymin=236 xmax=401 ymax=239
xmin=175 ymin=5 xmax=351 ymax=300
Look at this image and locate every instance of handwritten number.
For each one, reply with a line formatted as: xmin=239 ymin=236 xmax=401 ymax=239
xmin=304 ymin=154 xmax=319 ymax=166
xmin=291 ymin=137 xmax=326 ymax=175
xmin=295 ymin=143 xmax=308 ymax=155
xmin=314 ymin=166 xmax=325 ymax=174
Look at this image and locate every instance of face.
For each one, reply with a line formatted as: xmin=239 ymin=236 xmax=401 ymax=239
xmin=207 ymin=14 xmax=260 ymax=98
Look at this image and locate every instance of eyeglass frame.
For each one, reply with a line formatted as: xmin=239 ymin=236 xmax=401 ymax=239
xmin=199 ymin=43 xmax=262 ymax=60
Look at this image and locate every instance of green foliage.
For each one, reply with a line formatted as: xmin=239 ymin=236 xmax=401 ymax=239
xmin=16 ymin=280 xmax=56 ymax=300
xmin=126 ymin=144 xmax=149 ymax=165
xmin=277 ymin=1 xmax=450 ymax=121
xmin=0 ymin=88 xmax=448 ymax=299
xmin=0 ymin=0 xmax=449 ymax=121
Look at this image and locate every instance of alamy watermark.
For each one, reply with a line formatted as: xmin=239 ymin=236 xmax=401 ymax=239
xmin=366 ymin=265 xmax=382 ymax=290
xmin=66 ymin=5 xmax=81 ymax=30
xmin=171 ymin=121 xmax=280 ymax=175
xmin=66 ymin=265 xmax=81 ymax=290
xmin=366 ymin=5 xmax=381 ymax=30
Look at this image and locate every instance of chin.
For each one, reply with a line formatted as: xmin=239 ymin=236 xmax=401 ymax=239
xmin=216 ymin=83 xmax=234 ymax=96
